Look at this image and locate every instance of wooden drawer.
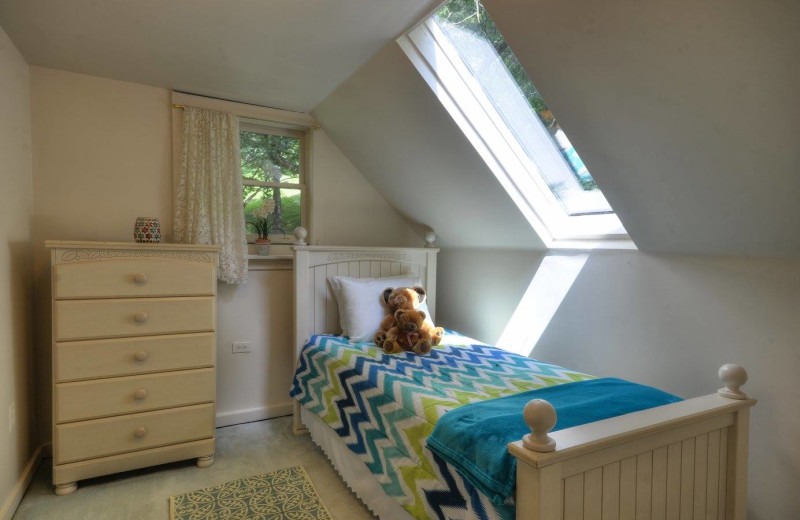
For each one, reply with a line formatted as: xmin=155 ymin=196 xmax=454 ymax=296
xmin=55 ymin=369 xmax=215 ymax=423
xmin=54 ymin=258 xmax=216 ymax=299
xmin=55 ymin=333 xmax=214 ymax=382
xmin=54 ymin=297 xmax=214 ymax=341
xmin=55 ymin=404 xmax=214 ymax=465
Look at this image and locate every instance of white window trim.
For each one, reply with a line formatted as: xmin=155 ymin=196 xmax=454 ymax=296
xmin=398 ymin=20 xmax=635 ymax=250
xmin=171 ymin=91 xmax=317 ymax=244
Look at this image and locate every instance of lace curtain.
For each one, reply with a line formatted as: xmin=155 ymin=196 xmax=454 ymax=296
xmin=174 ymin=107 xmax=248 ymax=284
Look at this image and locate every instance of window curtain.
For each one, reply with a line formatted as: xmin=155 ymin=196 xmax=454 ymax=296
xmin=174 ymin=107 xmax=248 ymax=284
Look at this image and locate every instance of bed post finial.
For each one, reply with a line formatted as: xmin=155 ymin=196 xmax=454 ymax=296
xmin=522 ymin=399 xmax=557 ymax=452
xmin=425 ymin=230 xmax=436 ymax=248
xmin=293 ymin=227 xmax=308 ymax=245
xmin=718 ymin=363 xmax=748 ymax=400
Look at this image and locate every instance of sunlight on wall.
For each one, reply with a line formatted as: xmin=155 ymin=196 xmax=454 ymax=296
xmin=496 ymin=253 xmax=588 ymax=356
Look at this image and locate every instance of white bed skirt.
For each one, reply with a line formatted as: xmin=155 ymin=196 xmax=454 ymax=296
xmin=301 ymin=407 xmax=414 ymax=520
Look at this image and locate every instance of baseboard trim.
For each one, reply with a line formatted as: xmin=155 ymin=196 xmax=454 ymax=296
xmin=215 ymin=402 xmax=293 ymax=428
xmin=0 ymin=445 xmax=43 ymax=520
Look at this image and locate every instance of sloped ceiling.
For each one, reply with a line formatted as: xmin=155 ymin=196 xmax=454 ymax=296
xmin=316 ymin=0 xmax=800 ymax=255
xmin=312 ymin=43 xmax=545 ymax=250
xmin=483 ymin=0 xmax=800 ymax=255
xmin=0 ymin=0 xmax=440 ymax=112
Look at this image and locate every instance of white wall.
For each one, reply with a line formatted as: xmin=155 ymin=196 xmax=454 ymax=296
xmin=0 ymin=24 xmax=35 ymax=518
xmin=312 ymin=42 xmax=544 ymax=250
xmin=437 ymin=248 xmax=800 ymax=519
xmin=310 ymin=130 xmax=420 ymax=247
xmin=29 ymin=66 xmax=419 ymax=439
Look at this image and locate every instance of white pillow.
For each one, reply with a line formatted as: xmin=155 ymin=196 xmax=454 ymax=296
xmin=329 ymin=275 xmax=429 ymax=343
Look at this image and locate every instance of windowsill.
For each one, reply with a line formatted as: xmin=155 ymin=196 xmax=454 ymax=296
xmin=246 ymin=242 xmax=294 ymax=257
xmin=247 ymin=254 xmax=293 ymax=261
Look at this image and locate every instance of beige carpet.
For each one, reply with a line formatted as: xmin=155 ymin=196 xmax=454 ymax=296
xmin=170 ymin=466 xmax=332 ymax=520
xmin=13 ymin=416 xmax=375 ymax=520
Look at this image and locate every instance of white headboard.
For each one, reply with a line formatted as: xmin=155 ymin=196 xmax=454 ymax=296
xmin=292 ymin=245 xmax=439 ymax=359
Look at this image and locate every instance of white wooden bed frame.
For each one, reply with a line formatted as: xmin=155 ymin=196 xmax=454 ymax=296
xmin=291 ymin=237 xmax=755 ymax=520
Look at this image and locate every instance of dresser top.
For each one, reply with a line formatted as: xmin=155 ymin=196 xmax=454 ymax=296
xmin=46 ymin=240 xmax=221 ymax=252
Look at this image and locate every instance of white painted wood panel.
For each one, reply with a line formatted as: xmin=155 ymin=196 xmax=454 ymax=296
xmin=666 ymin=442 xmax=682 ymax=520
xmin=680 ymin=438 xmax=695 ymax=519
xmin=584 ymin=467 xmax=602 ymax=520
xmin=565 ymin=473 xmax=584 ymax=520
xmin=326 ymin=263 xmax=338 ymax=332
xmin=693 ymin=434 xmax=708 ymax=519
xmin=620 ymin=456 xmax=636 ymax=519
xmin=651 ymin=446 xmax=668 ymax=520
xmin=551 ymin=428 xmax=732 ymax=520
xmin=718 ymin=429 xmax=727 ymax=519
xmin=314 ymin=265 xmax=326 ymax=333
xmin=636 ymin=451 xmax=652 ymax=520
xmin=602 ymin=462 xmax=620 ymax=520
xmin=705 ymin=430 xmax=720 ymax=520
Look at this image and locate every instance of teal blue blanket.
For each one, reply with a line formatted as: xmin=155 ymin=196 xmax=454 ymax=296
xmin=426 ymin=378 xmax=682 ymax=505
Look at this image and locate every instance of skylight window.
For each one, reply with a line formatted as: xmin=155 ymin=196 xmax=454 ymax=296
xmin=399 ymin=0 xmax=633 ymax=248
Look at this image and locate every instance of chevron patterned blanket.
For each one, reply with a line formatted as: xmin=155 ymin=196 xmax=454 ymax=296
xmin=290 ymin=333 xmax=593 ymax=520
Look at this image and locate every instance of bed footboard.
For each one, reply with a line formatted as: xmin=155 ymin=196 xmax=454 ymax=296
xmin=508 ymin=365 xmax=755 ymax=520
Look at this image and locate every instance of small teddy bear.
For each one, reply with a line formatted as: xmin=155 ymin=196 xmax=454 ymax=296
xmin=374 ymin=286 xmax=445 ymax=350
xmin=383 ymin=309 xmax=433 ymax=355
xmin=374 ymin=286 xmax=426 ymax=347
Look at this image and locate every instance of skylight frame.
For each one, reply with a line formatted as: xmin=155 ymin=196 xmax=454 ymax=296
xmin=398 ymin=18 xmax=635 ymax=249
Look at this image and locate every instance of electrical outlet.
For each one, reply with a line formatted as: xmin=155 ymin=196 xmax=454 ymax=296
xmin=8 ymin=402 xmax=16 ymax=434
xmin=232 ymin=341 xmax=252 ymax=354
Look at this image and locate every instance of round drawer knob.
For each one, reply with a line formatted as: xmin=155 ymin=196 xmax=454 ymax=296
xmin=133 ymin=272 xmax=148 ymax=285
xmin=134 ymin=312 xmax=148 ymax=323
xmin=133 ymin=389 xmax=148 ymax=400
xmin=134 ymin=351 xmax=148 ymax=362
xmin=134 ymin=427 xmax=147 ymax=439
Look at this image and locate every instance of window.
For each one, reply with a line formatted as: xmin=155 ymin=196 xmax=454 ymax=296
xmin=240 ymin=122 xmax=306 ymax=241
xmin=399 ymin=0 xmax=633 ymax=248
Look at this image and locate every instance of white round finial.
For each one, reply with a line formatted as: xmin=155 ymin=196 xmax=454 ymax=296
xmin=424 ymin=231 xmax=436 ymax=248
xmin=293 ymin=226 xmax=307 ymax=245
xmin=717 ymin=363 xmax=748 ymax=399
xmin=522 ymin=399 xmax=557 ymax=452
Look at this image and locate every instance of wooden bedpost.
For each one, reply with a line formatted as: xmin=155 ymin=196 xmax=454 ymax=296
xmin=522 ymin=399 xmax=557 ymax=452
xmin=292 ymin=232 xmax=310 ymax=435
xmin=717 ymin=364 xmax=750 ymax=519
xmin=717 ymin=363 xmax=748 ymax=400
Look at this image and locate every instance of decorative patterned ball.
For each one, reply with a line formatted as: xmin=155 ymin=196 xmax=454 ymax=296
xmin=134 ymin=217 xmax=161 ymax=243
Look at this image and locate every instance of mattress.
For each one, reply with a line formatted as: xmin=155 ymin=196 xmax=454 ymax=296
xmin=290 ymin=333 xmax=593 ymax=520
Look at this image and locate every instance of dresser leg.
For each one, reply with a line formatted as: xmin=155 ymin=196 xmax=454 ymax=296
xmin=55 ymin=482 xmax=78 ymax=496
xmin=197 ymin=454 xmax=215 ymax=468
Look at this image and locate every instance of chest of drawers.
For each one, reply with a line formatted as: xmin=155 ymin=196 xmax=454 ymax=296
xmin=46 ymin=241 xmax=220 ymax=495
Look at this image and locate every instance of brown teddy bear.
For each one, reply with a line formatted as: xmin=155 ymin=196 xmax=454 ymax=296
xmin=383 ymin=309 xmax=434 ymax=355
xmin=374 ymin=286 xmax=443 ymax=348
xmin=374 ymin=286 xmax=424 ymax=347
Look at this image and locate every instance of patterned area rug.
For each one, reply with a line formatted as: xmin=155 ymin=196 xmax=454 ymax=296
xmin=169 ymin=466 xmax=333 ymax=520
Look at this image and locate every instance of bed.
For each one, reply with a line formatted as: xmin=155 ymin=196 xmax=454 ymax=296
xmin=290 ymin=241 xmax=755 ymax=520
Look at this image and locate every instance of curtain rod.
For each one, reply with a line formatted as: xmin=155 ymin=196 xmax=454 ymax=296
xmin=171 ymin=103 xmax=320 ymax=130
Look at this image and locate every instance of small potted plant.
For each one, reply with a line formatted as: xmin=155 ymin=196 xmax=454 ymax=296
xmin=247 ymin=199 xmax=285 ymax=256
